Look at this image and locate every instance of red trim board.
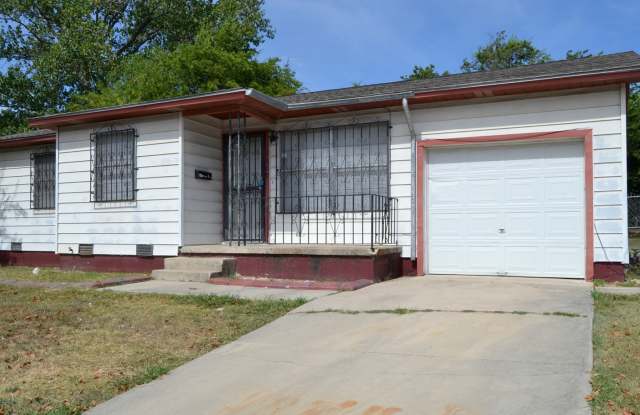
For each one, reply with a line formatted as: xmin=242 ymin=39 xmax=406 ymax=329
xmin=28 ymin=73 xmax=640 ymax=129
xmin=416 ymin=129 xmax=595 ymax=280
xmin=0 ymin=251 xmax=163 ymax=273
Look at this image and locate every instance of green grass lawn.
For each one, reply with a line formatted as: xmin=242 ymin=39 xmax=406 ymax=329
xmin=590 ymin=292 xmax=640 ymax=414
xmin=0 ymin=286 xmax=305 ymax=415
xmin=0 ymin=266 xmax=135 ymax=283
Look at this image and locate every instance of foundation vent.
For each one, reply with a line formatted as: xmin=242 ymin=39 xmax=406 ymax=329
xmin=136 ymin=244 xmax=154 ymax=257
xmin=78 ymin=244 xmax=94 ymax=256
xmin=11 ymin=242 xmax=22 ymax=251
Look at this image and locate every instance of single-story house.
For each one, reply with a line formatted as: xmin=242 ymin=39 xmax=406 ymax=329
xmin=1 ymin=51 xmax=640 ymax=282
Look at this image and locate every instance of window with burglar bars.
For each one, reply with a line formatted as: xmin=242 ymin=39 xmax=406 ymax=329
xmin=277 ymin=121 xmax=389 ymax=213
xmin=30 ymin=151 xmax=55 ymax=209
xmin=91 ymin=128 xmax=137 ymax=202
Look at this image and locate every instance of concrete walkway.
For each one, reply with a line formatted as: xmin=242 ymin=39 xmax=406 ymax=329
xmin=596 ymin=286 xmax=640 ymax=295
xmin=103 ymin=279 xmax=336 ymax=301
xmin=89 ymin=276 xmax=593 ymax=415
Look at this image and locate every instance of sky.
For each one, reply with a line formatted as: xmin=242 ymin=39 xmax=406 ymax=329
xmin=257 ymin=0 xmax=640 ymax=92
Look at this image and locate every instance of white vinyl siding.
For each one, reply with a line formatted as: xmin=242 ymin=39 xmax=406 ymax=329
xmin=388 ymin=86 xmax=627 ymax=261
xmin=182 ymin=117 xmax=224 ymax=245
xmin=56 ymin=113 xmax=181 ymax=256
xmin=268 ymin=86 xmax=627 ymax=260
xmin=0 ymin=147 xmax=56 ymax=251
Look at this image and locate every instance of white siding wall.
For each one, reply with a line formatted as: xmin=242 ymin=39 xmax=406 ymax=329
xmin=0 ymin=146 xmax=56 ymax=251
xmin=389 ymin=86 xmax=628 ymax=262
xmin=182 ymin=117 xmax=224 ymax=245
xmin=11 ymin=85 xmax=623 ymax=262
xmin=57 ymin=113 xmax=181 ymax=256
xmin=270 ymin=86 xmax=628 ymax=263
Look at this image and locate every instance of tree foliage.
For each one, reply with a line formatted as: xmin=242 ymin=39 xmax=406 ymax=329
xmin=0 ymin=0 xmax=298 ymax=134
xmin=69 ymin=29 xmax=300 ymax=110
xmin=404 ymin=30 xmax=639 ymax=194
xmin=401 ymin=64 xmax=449 ymax=80
xmin=461 ymin=30 xmax=551 ymax=72
xmin=628 ymin=84 xmax=640 ymax=194
xmin=565 ymin=49 xmax=602 ymax=60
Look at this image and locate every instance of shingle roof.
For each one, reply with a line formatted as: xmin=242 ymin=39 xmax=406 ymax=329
xmin=0 ymin=129 xmax=55 ymax=141
xmin=279 ymin=51 xmax=640 ymax=107
xmin=24 ymin=50 xmax=640 ymax=129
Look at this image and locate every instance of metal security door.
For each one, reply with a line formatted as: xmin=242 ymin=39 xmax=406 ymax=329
xmin=224 ymin=132 xmax=265 ymax=243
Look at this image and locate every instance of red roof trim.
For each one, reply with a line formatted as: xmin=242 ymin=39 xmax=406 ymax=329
xmin=278 ymin=70 xmax=640 ymax=119
xmin=410 ymin=69 xmax=640 ymax=103
xmin=0 ymin=134 xmax=56 ymax=149
xmin=28 ymin=69 xmax=640 ymax=128
xmin=29 ymin=90 xmax=248 ymax=128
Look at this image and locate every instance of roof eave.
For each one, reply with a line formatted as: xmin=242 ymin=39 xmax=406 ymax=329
xmin=27 ymin=66 xmax=640 ymax=128
xmin=0 ymin=133 xmax=56 ymax=148
xmin=279 ymin=68 xmax=640 ymax=118
xmin=28 ymin=89 xmax=249 ymax=128
xmin=410 ymin=68 xmax=640 ymax=103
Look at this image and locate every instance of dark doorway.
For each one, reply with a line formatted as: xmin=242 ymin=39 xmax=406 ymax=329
xmin=224 ymin=132 xmax=267 ymax=243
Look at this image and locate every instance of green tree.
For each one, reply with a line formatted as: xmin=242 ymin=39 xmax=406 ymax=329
xmin=628 ymin=84 xmax=640 ymax=194
xmin=0 ymin=0 xmax=290 ymax=133
xmin=69 ymin=28 xmax=300 ymax=110
xmin=401 ymin=64 xmax=449 ymax=80
xmin=461 ymin=30 xmax=551 ymax=72
xmin=566 ymin=49 xmax=603 ymax=60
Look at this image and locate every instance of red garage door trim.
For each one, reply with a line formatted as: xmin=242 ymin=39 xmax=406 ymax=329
xmin=416 ymin=129 xmax=594 ymax=280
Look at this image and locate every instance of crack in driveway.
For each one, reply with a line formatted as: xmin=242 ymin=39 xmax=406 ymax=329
xmin=295 ymin=308 xmax=586 ymax=318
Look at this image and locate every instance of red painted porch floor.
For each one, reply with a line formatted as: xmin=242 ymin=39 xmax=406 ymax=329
xmin=208 ymin=276 xmax=374 ymax=291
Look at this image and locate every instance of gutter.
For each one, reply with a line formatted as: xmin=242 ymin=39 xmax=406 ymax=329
xmin=402 ymin=97 xmax=418 ymax=261
xmin=245 ymin=88 xmax=289 ymax=111
xmin=27 ymin=66 xmax=640 ymax=128
xmin=0 ymin=134 xmax=56 ymax=148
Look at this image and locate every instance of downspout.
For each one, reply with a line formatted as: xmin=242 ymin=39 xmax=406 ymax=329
xmin=402 ymin=97 xmax=418 ymax=261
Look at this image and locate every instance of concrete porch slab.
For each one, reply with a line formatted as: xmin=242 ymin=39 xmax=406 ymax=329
xmin=180 ymin=244 xmax=401 ymax=257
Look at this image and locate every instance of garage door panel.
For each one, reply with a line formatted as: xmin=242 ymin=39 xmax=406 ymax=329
xmin=505 ymin=177 xmax=543 ymax=205
xmin=428 ymin=245 xmax=464 ymax=274
xmin=465 ymin=146 xmax=504 ymax=172
xmin=467 ymin=245 xmax=503 ymax=273
xmin=545 ymin=211 xmax=583 ymax=239
xmin=544 ymin=247 xmax=585 ymax=277
xmin=544 ymin=141 xmax=583 ymax=168
xmin=505 ymin=211 xmax=543 ymax=238
xmin=429 ymin=212 xmax=464 ymax=237
xmin=466 ymin=178 xmax=503 ymax=205
xmin=503 ymin=144 xmax=545 ymax=169
xmin=545 ymin=175 xmax=583 ymax=204
xmin=504 ymin=246 xmax=543 ymax=275
xmin=428 ymin=179 xmax=464 ymax=206
xmin=426 ymin=140 xmax=585 ymax=278
xmin=467 ymin=213 xmax=502 ymax=238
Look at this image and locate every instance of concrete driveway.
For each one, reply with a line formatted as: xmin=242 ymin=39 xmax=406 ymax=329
xmin=87 ymin=276 xmax=593 ymax=415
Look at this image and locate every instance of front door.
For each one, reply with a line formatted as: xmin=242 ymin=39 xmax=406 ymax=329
xmin=224 ymin=132 xmax=266 ymax=242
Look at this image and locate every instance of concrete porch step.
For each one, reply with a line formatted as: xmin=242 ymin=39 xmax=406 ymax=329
xmin=151 ymin=257 xmax=236 ymax=282
xmin=164 ymin=256 xmax=235 ymax=272
xmin=151 ymin=269 xmax=220 ymax=282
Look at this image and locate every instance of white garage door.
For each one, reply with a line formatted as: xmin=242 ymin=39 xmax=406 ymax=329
xmin=426 ymin=140 xmax=585 ymax=279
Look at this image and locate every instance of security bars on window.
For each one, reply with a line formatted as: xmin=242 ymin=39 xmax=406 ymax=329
xmin=90 ymin=128 xmax=137 ymax=202
xmin=271 ymin=121 xmax=398 ymax=247
xmin=30 ymin=151 xmax=55 ymax=210
xmin=277 ymin=121 xmax=390 ymax=213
